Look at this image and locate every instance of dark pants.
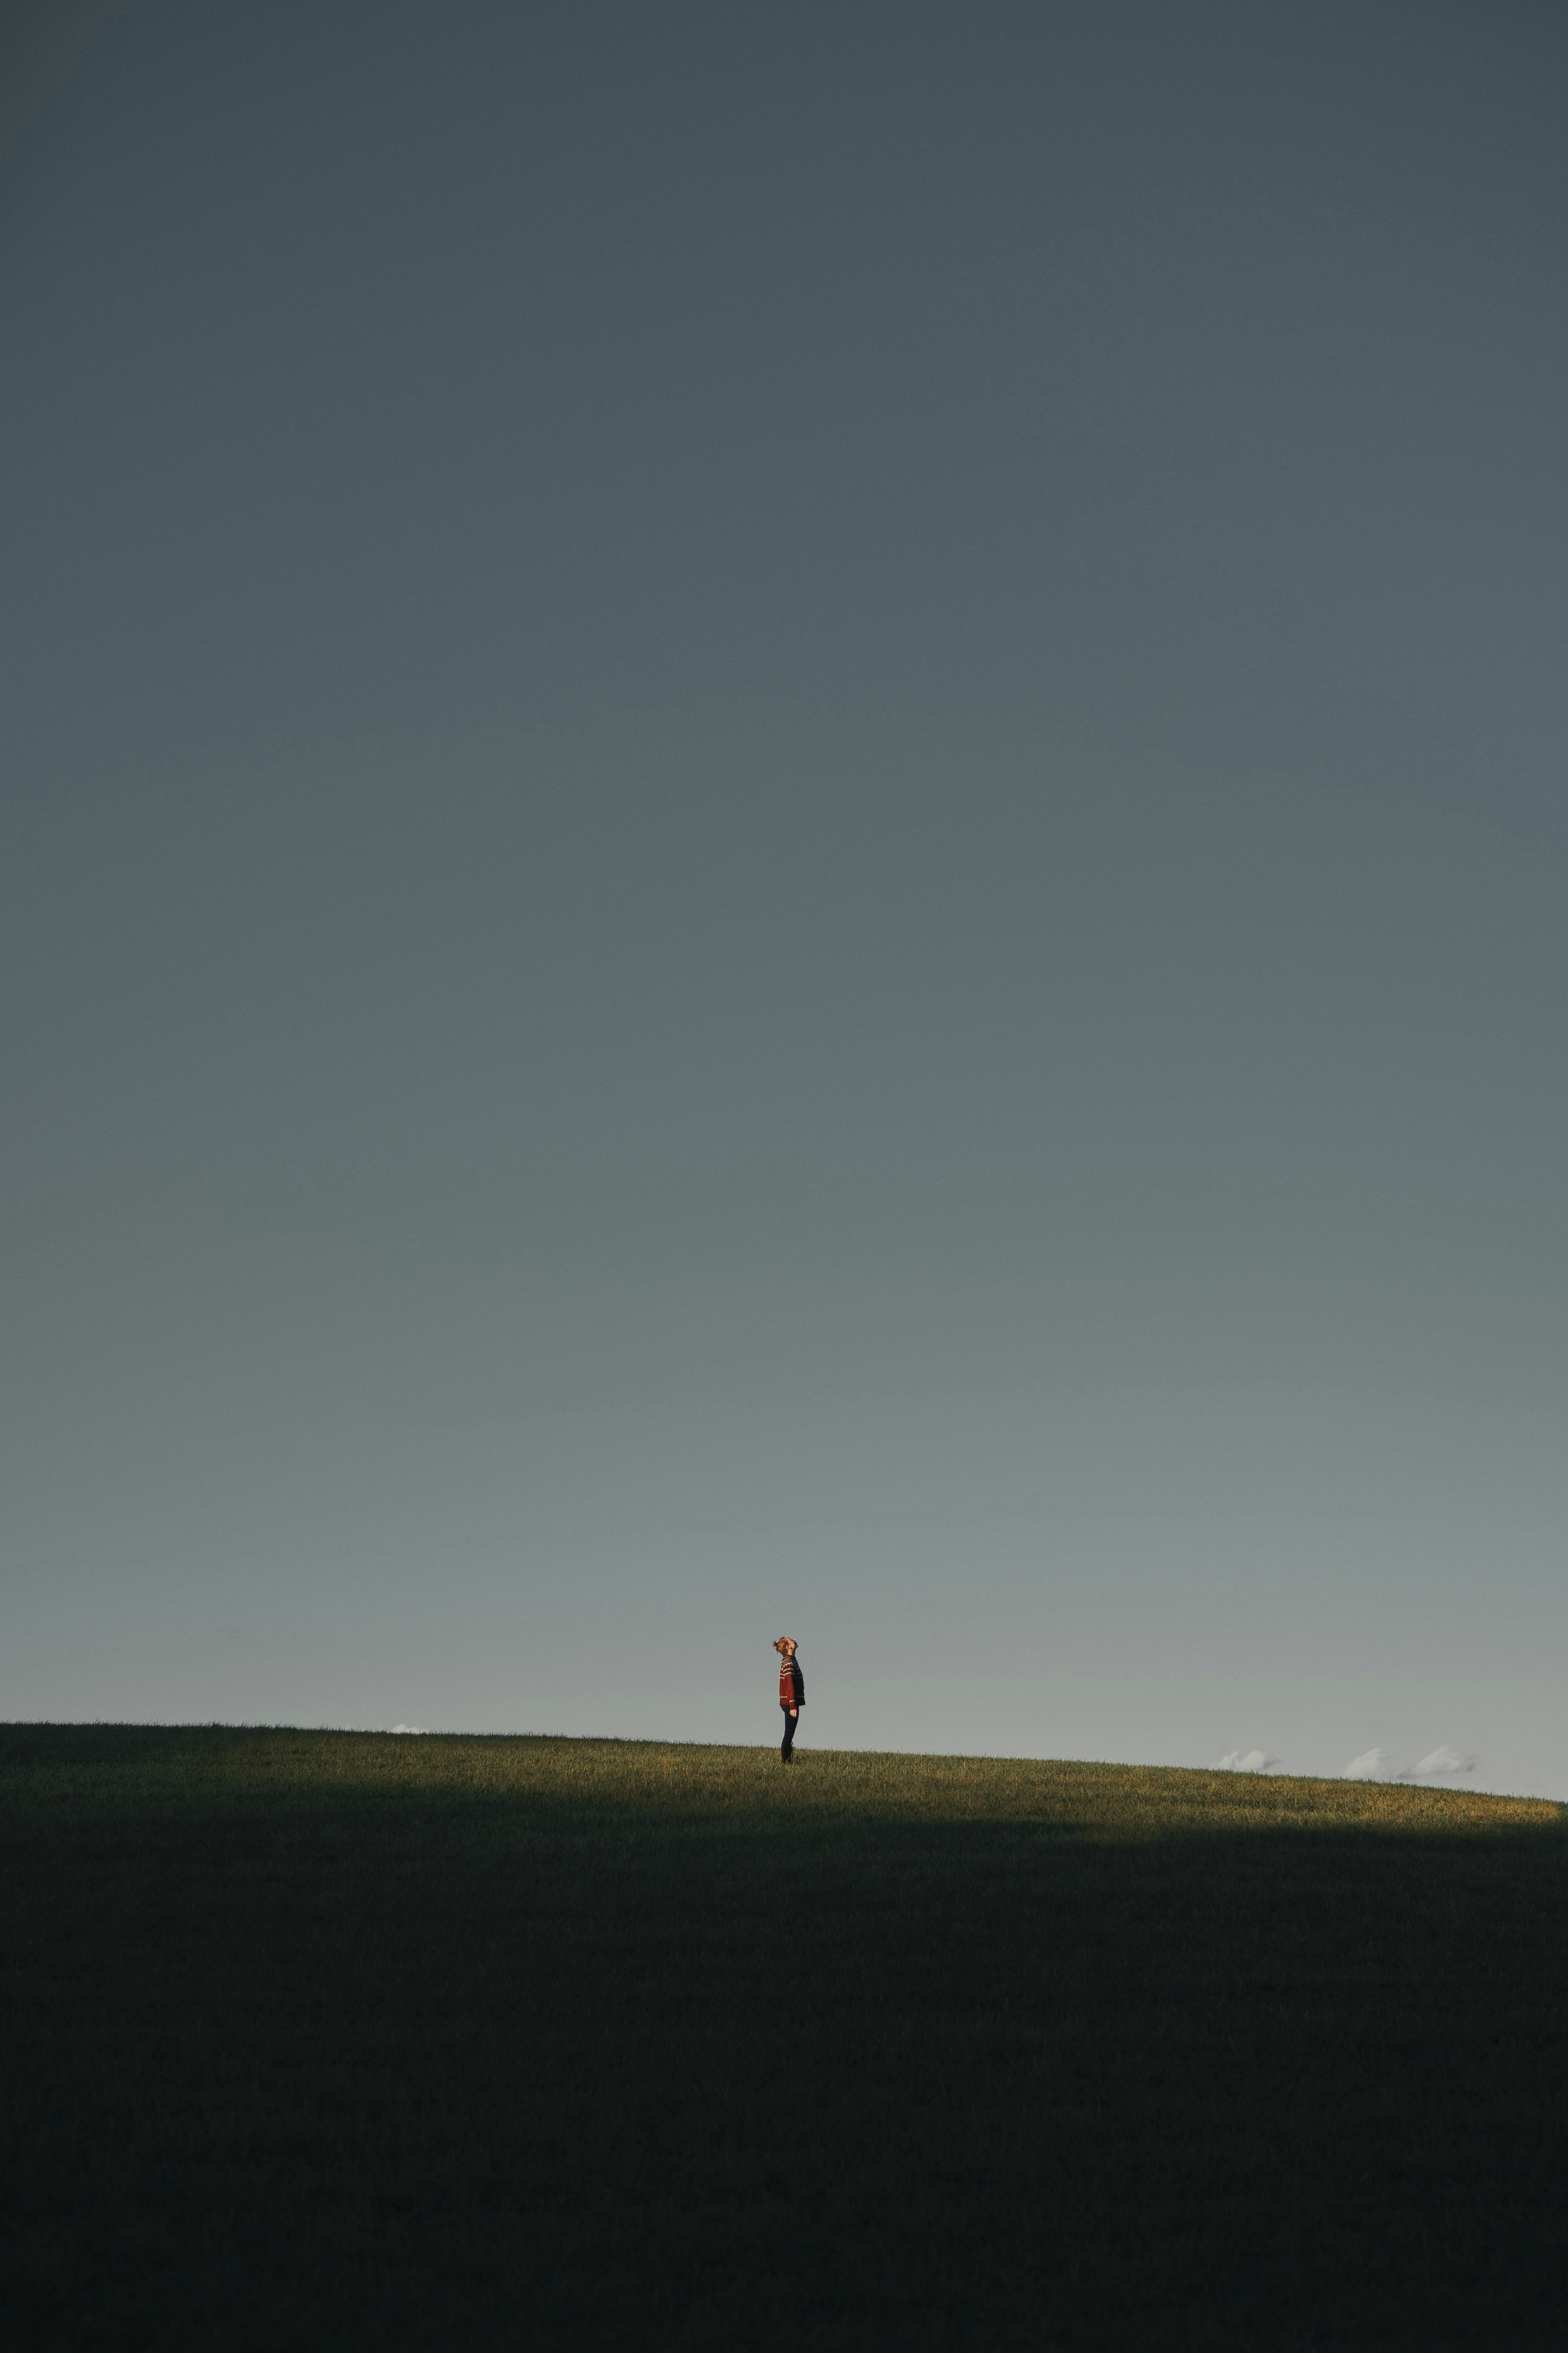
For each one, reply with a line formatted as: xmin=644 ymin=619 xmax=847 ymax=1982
xmin=780 ymin=1708 xmax=798 ymax=1759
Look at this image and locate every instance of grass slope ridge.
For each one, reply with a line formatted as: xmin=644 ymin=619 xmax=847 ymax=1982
xmin=2 ymin=1727 xmax=1565 ymax=2350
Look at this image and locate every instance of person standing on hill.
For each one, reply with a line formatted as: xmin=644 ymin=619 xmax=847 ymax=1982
xmin=774 ymin=1635 xmax=804 ymax=1763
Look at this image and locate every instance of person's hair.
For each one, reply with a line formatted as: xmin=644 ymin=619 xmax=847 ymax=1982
xmin=774 ymin=1635 xmax=795 ymax=1651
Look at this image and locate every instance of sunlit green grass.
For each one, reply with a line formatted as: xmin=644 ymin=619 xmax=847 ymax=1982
xmin=2 ymin=1726 xmax=1564 ymax=2349
xmin=11 ymin=1720 xmax=1553 ymax=1829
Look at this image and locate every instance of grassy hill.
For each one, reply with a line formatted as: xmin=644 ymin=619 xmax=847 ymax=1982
xmin=2 ymin=1725 xmax=1564 ymax=2348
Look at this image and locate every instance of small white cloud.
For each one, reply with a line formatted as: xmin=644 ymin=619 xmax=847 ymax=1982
xmin=389 ymin=1725 xmax=428 ymax=1735
xmin=1209 ymin=1750 xmax=1281 ymax=1773
xmin=1343 ymin=1744 xmax=1478 ymax=1781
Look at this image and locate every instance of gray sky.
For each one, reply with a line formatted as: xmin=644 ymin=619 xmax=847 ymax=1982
xmin=3 ymin=3 xmax=1566 ymax=1790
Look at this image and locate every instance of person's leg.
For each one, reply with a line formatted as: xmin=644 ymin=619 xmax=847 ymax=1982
xmin=781 ymin=1708 xmax=797 ymax=1760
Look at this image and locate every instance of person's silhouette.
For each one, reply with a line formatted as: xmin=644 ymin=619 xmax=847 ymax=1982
xmin=773 ymin=1635 xmax=803 ymax=1762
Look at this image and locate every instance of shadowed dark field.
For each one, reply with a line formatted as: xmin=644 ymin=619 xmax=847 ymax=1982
xmin=1 ymin=1726 xmax=1564 ymax=2349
